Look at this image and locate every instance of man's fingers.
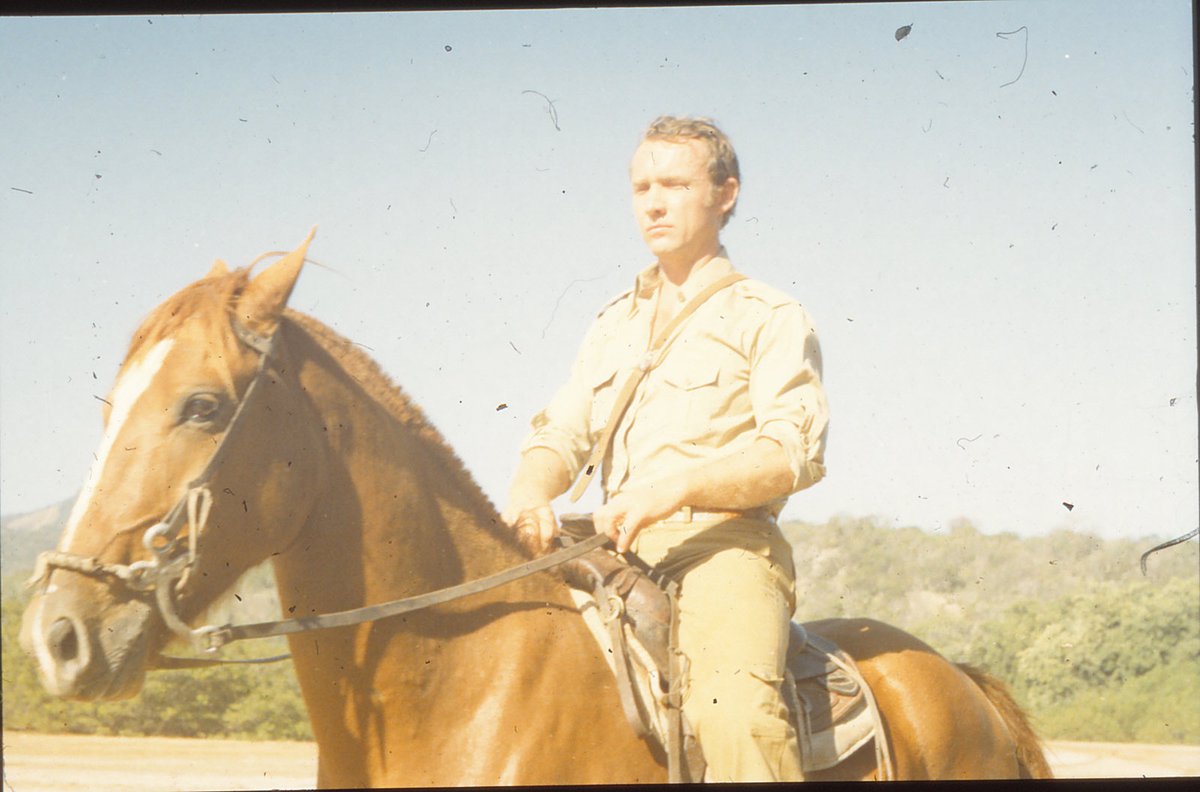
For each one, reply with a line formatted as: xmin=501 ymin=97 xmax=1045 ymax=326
xmin=598 ymin=512 xmax=624 ymax=544
xmin=595 ymin=500 xmax=653 ymax=552
xmin=507 ymin=506 xmax=558 ymax=553
xmin=516 ymin=506 xmax=557 ymax=553
xmin=615 ymin=513 xmax=645 ymax=553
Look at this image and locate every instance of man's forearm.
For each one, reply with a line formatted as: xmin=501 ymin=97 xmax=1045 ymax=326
xmin=507 ymin=446 xmax=573 ymax=507
xmin=594 ymin=437 xmax=801 ymax=552
xmin=504 ymin=446 xmax=574 ymax=549
xmin=679 ymin=437 xmax=797 ymax=511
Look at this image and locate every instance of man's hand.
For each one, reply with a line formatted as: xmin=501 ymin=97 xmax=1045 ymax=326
xmin=501 ymin=501 xmax=560 ymax=553
xmin=591 ymin=439 xmax=799 ymax=553
xmin=593 ymin=478 xmax=685 ymax=553
xmin=504 ymin=447 xmax=573 ymax=553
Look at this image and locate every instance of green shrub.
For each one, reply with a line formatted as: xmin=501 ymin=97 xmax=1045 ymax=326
xmin=962 ymin=577 xmax=1198 ymax=742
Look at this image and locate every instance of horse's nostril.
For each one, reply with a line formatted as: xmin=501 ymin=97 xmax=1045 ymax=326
xmin=47 ymin=617 xmax=79 ymax=663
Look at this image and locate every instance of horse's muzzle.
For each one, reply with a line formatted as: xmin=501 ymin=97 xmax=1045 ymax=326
xmin=20 ymin=585 xmax=155 ymax=701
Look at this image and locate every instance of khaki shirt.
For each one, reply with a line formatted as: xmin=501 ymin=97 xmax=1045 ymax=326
xmin=522 ymin=251 xmax=829 ymax=507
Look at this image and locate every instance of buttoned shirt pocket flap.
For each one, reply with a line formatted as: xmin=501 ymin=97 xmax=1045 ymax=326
xmin=661 ymin=360 xmax=721 ymax=391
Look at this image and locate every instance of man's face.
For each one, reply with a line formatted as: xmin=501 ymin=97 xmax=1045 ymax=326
xmin=630 ymin=138 xmax=736 ymax=265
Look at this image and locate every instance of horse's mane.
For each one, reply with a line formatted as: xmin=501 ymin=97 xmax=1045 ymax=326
xmin=282 ymin=309 xmax=524 ymax=552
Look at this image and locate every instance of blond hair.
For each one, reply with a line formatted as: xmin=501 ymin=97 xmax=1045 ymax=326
xmin=642 ymin=115 xmax=740 ymax=226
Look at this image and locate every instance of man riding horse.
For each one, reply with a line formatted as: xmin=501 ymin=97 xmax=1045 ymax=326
xmin=21 ymin=130 xmax=1047 ymax=783
xmin=503 ymin=116 xmax=829 ymax=782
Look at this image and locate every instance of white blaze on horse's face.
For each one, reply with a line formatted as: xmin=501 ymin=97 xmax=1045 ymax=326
xmin=28 ymin=337 xmax=176 ymax=692
xmin=56 ymin=338 xmax=177 ymax=559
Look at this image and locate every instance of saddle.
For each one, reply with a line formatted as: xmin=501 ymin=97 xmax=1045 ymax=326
xmin=557 ymin=517 xmax=893 ymax=782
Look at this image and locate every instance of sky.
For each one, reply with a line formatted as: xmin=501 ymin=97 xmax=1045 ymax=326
xmin=0 ymin=1 xmax=1195 ymax=542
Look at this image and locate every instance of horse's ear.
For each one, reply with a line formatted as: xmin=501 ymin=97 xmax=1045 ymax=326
xmin=236 ymin=227 xmax=316 ymax=336
xmin=207 ymin=259 xmax=229 ymax=278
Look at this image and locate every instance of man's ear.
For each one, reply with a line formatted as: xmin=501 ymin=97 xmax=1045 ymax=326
xmin=716 ymin=177 xmax=740 ymax=216
xmin=235 ymin=227 xmax=316 ymax=337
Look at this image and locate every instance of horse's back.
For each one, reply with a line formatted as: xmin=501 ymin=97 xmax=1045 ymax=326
xmin=805 ymin=618 xmax=1025 ymax=780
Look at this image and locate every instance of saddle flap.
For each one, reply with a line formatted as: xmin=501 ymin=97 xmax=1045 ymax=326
xmin=558 ymin=537 xmax=672 ymax=672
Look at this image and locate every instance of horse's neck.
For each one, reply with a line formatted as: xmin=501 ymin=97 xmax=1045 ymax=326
xmin=264 ymin=319 xmax=658 ymax=785
xmin=271 ymin=317 xmax=531 ymax=604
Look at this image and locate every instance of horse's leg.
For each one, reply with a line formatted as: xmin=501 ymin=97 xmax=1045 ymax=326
xmin=805 ymin=618 xmax=1022 ymax=780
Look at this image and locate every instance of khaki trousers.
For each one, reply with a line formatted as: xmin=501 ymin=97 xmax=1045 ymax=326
xmin=630 ymin=517 xmax=803 ymax=782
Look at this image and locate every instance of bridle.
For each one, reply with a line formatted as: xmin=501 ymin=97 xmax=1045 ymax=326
xmin=29 ymin=311 xmax=610 ymax=663
xmin=28 ymin=314 xmax=282 ymax=650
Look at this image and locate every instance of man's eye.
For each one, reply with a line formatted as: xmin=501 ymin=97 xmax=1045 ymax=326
xmin=181 ymin=395 xmax=222 ymax=424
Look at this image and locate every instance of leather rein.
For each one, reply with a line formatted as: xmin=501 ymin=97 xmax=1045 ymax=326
xmin=28 ymin=313 xmax=611 ymax=668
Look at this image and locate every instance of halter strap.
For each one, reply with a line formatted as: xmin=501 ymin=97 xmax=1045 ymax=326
xmin=30 ymin=315 xmax=281 ymax=651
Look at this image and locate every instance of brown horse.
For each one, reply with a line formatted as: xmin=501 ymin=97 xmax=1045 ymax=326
xmin=21 ymin=231 xmax=1051 ymax=785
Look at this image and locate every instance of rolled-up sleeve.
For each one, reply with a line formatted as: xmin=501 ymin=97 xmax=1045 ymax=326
xmin=519 ymin=321 xmax=605 ymax=482
xmin=748 ymin=303 xmax=829 ymax=493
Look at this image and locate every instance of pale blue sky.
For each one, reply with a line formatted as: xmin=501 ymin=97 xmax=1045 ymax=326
xmin=1 ymin=2 xmax=1195 ymax=541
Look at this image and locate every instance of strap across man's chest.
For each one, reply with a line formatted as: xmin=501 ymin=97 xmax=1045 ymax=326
xmin=569 ymin=272 xmax=746 ymax=502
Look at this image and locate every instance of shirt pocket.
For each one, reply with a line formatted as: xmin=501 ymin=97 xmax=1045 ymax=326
xmin=661 ymin=362 xmax=721 ymax=392
xmin=659 ymin=358 xmax=723 ymax=438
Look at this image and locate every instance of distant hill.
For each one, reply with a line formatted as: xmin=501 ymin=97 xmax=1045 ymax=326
xmin=2 ymin=499 xmax=73 ymax=533
xmin=1 ymin=497 xmax=73 ymax=573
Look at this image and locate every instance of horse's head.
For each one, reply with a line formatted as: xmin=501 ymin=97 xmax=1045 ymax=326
xmin=20 ymin=230 xmax=327 ymax=700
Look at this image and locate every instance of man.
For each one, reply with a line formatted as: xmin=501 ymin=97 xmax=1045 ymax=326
xmin=502 ymin=116 xmax=829 ymax=782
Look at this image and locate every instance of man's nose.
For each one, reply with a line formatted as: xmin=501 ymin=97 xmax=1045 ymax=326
xmin=644 ymin=186 xmax=666 ymax=215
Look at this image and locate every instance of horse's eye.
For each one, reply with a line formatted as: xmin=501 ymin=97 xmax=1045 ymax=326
xmin=181 ymin=394 xmax=222 ymax=424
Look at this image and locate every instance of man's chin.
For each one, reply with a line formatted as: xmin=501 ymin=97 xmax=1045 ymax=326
xmin=643 ymin=238 xmax=679 ymax=258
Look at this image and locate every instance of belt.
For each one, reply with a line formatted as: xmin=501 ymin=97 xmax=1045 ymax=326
xmin=661 ymin=506 xmax=777 ymax=524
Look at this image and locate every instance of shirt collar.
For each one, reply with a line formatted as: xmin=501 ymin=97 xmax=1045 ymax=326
xmin=628 ymin=247 xmax=735 ymax=317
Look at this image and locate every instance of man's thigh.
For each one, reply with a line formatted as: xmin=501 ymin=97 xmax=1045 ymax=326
xmin=677 ymin=545 xmax=794 ymax=681
xmin=634 ymin=518 xmax=796 ymax=679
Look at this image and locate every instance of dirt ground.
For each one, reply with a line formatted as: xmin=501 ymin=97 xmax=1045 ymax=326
xmin=3 ymin=731 xmax=1198 ymax=789
xmin=1 ymin=732 xmax=315 ymax=792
